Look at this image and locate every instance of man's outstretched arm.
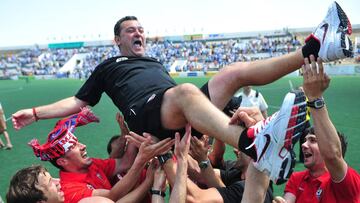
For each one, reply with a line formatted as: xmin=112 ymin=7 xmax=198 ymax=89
xmin=302 ymin=56 xmax=347 ymax=181
xmin=12 ymin=96 xmax=88 ymax=130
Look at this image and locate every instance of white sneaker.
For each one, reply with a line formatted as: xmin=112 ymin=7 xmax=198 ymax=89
xmin=311 ymin=1 xmax=353 ymax=62
xmin=247 ymin=90 xmax=308 ymax=184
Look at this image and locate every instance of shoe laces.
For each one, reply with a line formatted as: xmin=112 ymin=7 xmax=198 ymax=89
xmin=245 ymin=112 xmax=278 ymax=150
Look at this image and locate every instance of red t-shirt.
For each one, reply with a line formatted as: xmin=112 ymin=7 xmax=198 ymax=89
xmin=285 ymin=167 xmax=360 ymax=203
xmin=60 ymin=158 xmax=115 ymax=203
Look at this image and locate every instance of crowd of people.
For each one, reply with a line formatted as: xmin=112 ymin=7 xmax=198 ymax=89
xmin=4 ymin=1 xmax=360 ymax=203
xmin=0 ymin=34 xmax=301 ymax=78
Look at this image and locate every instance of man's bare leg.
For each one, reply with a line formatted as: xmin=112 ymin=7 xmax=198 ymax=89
xmin=208 ymin=50 xmax=304 ymax=109
xmin=161 ymin=83 xmax=243 ymax=148
xmin=241 ymin=162 xmax=270 ymax=203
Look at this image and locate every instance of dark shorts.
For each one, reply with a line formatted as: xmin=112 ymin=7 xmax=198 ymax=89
xmin=126 ymin=82 xmax=211 ymax=140
xmin=216 ymin=181 xmax=273 ymax=203
xmin=220 ymin=161 xmax=243 ymax=186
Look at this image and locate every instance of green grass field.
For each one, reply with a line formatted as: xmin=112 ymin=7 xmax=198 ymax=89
xmin=1 ymin=76 xmax=360 ymax=199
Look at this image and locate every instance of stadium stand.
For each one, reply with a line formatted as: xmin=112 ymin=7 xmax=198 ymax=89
xmin=0 ymin=24 xmax=359 ymax=79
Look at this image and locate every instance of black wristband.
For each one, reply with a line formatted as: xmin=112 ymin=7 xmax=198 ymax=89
xmin=157 ymin=151 xmax=173 ymax=165
xmin=150 ymin=189 xmax=166 ymax=197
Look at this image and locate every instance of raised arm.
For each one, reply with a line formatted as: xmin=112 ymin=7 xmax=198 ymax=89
xmin=189 ymin=135 xmax=225 ymax=188
xmin=208 ymin=138 xmax=226 ymax=168
xmin=94 ymin=134 xmax=174 ymax=201
xmin=12 ymin=96 xmax=87 ymax=130
xmin=302 ymin=56 xmax=347 ymax=181
xmin=170 ymin=125 xmax=191 ymax=203
xmin=116 ymin=160 xmax=156 ymax=203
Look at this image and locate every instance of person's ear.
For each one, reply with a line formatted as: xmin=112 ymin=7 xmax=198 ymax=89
xmin=56 ymin=157 xmax=67 ymax=166
xmin=114 ymin=35 xmax=121 ymax=46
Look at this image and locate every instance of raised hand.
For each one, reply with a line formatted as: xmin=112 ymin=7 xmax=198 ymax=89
xmin=152 ymin=160 xmax=167 ymax=191
xmin=174 ymin=124 xmax=191 ymax=160
xmin=229 ymin=106 xmax=264 ymax=127
xmin=189 ymin=135 xmax=209 ymax=162
xmin=126 ymin=131 xmax=175 ymax=164
xmin=116 ymin=112 xmax=130 ymax=136
xmin=302 ymin=55 xmax=330 ymax=100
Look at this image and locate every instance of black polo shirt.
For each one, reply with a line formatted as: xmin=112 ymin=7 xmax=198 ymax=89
xmin=76 ymin=56 xmax=176 ymax=120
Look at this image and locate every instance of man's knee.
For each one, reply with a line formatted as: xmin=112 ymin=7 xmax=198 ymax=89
xmin=173 ymin=83 xmax=202 ymax=97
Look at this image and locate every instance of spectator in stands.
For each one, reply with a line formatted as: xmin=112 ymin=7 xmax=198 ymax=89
xmin=13 ymin=4 xmax=352 ymax=186
xmin=273 ymin=56 xmax=360 ymax=203
xmin=0 ymin=102 xmax=12 ymax=149
xmin=6 ymin=165 xmax=115 ymax=203
xmin=27 ymin=107 xmax=174 ymax=203
xmin=235 ymin=86 xmax=268 ymax=118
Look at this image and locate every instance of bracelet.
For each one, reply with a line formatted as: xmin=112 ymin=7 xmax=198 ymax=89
xmin=150 ymin=189 xmax=166 ymax=197
xmin=32 ymin=107 xmax=39 ymax=122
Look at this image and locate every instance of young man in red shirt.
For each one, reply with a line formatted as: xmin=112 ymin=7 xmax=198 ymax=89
xmin=7 ymin=165 xmax=114 ymax=203
xmin=28 ymin=107 xmax=174 ymax=203
xmin=273 ymin=56 xmax=360 ymax=203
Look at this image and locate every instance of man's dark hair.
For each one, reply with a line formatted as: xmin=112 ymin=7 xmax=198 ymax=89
xmin=49 ymin=158 xmax=65 ymax=170
xmin=305 ymin=127 xmax=348 ymax=157
xmin=107 ymin=135 xmax=120 ymax=154
xmin=114 ymin=16 xmax=138 ymax=36
xmin=6 ymin=165 xmax=48 ymax=203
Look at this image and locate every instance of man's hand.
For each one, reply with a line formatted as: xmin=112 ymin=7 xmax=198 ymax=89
xmin=229 ymin=106 xmax=264 ymax=127
xmin=174 ymin=124 xmax=191 ymax=160
xmin=116 ymin=112 xmax=130 ymax=136
xmin=125 ymin=132 xmax=158 ymax=148
xmin=145 ymin=159 xmax=157 ymax=183
xmin=126 ymin=131 xmax=175 ymax=164
xmin=152 ymin=160 xmax=167 ymax=191
xmin=302 ymin=55 xmax=330 ymax=101
xmin=272 ymin=196 xmax=288 ymax=203
xmin=12 ymin=108 xmax=35 ymax=130
xmin=189 ymin=135 xmax=209 ymax=162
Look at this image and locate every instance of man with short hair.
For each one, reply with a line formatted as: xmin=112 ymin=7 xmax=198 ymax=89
xmin=7 ymin=165 xmax=65 ymax=203
xmin=272 ymin=56 xmax=360 ymax=203
xmin=6 ymin=165 xmax=114 ymax=203
xmin=28 ymin=108 xmax=174 ymax=203
xmin=12 ymin=2 xmax=353 ymax=184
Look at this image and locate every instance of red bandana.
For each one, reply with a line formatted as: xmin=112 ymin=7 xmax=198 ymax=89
xmin=28 ymin=107 xmax=99 ymax=161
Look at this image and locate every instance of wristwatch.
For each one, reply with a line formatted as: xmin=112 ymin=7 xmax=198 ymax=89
xmin=198 ymin=159 xmax=210 ymax=169
xmin=307 ymin=97 xmax=325 ymax=109
xmin=150 ymin=189 xmax=166 ymax=197
xmin=157 ymin=152 xmax=173 ymax=165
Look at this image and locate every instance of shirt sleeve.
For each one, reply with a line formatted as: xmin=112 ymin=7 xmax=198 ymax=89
xmin=92 ymin=158 xmax=116 ymax=179
xmin=258 ymin=93 xmax=268 ymax=111
xmin=331 ymin=167 xmax=360 ymax=200
xmin=284 ymin=172 xmax=301 ymax=196
xmin=75 ymin=67 xmax=104 ymax=106
xmin=62 ymin=182 xmax=93 ymax=203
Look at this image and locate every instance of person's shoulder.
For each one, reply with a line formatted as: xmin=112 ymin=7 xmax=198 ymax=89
xmin=93 ymin=57 xmax=118 ymax=70
xmin=289 ymin=170 xmax=309 ymax=181
xmin=292 ymin=170 xmax=308 ymax=176
xmin=250 ymin=89 xmax=260 ymax=97
xmin=346 ymin=166 xmax=360 ymax=178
